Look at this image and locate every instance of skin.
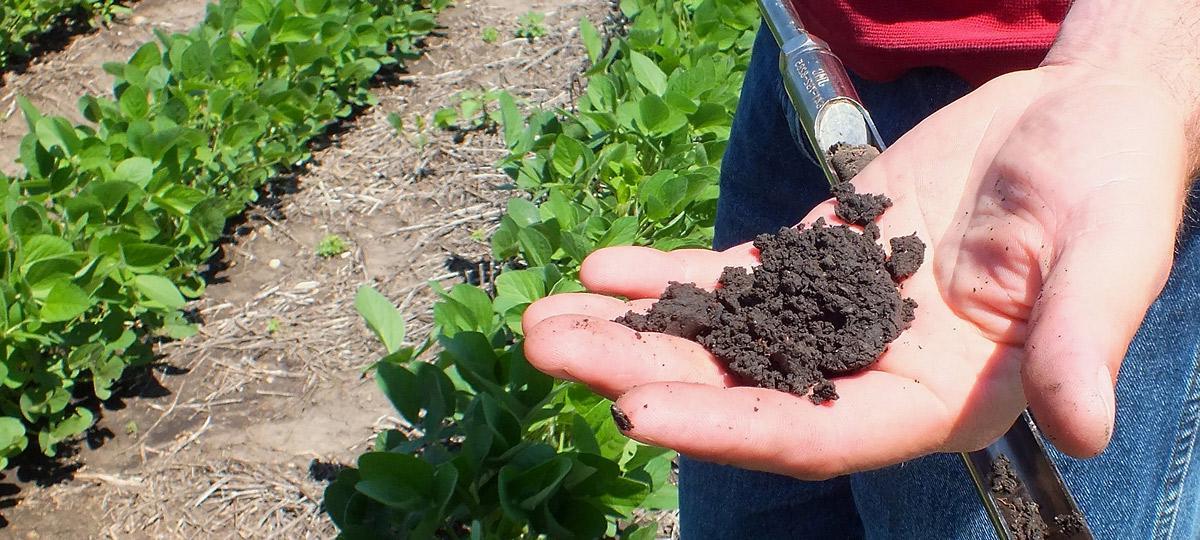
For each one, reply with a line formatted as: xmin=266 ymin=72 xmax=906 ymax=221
xmin=522 ymin=0 xmax=1200 ymax=480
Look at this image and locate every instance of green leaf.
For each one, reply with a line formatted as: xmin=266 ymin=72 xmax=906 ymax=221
xmin=114 ymin=157 xmax=154 ymax=187
xmin=179 ymin=40 xmax=212 ymax=78
xmin=491 ymin=215 xmax=520 ymax=260
xmin=277 ymin=17 xmax=323 ymax=42
xmin=0 ymin=418 xmax=27 ymax=468
xmin=506 ymin=198 xmax=541 ymax=227
xmin=21 ymin=235 xmax=72 ymax=267
xmin=551 ymin=136 xmax=588 ymax=179
xmin=133 ymin=275 xmax=187 ymax=309
xmin=494 ymin=269 xmax=547 ymax=311
xmin=518 ymin=227 xmax=554 ymax=267
xmin=580 ymin=17 xmax=602 ymax=64
xmin=498 ymin=91 xmax=523 ymax=147
xmin=498 ymin=456 xmax=573 ymax=520
xmin=122 ymin=243 xmax=175 ymax=269
xmin=375 ymin=361 xmax=419 ymax=423
xmin=636 ymin=94 xmax=687 ymax=136
xmin=35 ymin=117 xmax=81 ymax=155
xmin=629 ymin=51 xmax=667 ymax=95
xmin=8 ymin=205 xmax=42 ymax=236
xmin=355 ymin=286 xmax=406 ymax=354
xmin=639 ymin=171 xmax=688 ymax=220
xmin=49 ymin=407 xmax=94 ymax=444
xmin=119 ymin=85 xmax=150 ymax=118
xmin=355 ymin=452 xmax=435 ymax=510
xmin=40 ymin=280 xmax=92 ymax=322
xmin=596 ymin=216 xmax=638 ymax=248
xmin=434 ymin=284 xmax=495 ymax=335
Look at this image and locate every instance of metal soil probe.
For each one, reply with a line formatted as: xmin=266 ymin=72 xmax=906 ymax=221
xmin=754 ymin=2 xmax=1093 ymax=538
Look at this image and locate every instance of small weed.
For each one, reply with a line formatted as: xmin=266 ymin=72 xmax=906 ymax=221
xmin=514 ymin=11 xmax=546 ymax=41
xmin=267 ymin=318 xmax=281 ymax=334
xmin=124 ymin=420 xmax=138 ymax=435
xmin=316 ymin=234 xmax=349 ymax=258
xmin=481 ymin=26 xmax=499 ymax=43
xmin=433 ymin=89 xmax=510 ymax=141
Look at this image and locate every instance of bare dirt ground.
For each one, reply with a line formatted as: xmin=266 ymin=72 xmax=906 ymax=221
xmin=0 ymin=0 xmax=598 ymax=537
xmin=0 ymin=0 xmax=212 ymax=175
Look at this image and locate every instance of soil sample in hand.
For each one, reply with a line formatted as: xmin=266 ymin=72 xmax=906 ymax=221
xmin=616 ymin=151 xmax=924 ymax=403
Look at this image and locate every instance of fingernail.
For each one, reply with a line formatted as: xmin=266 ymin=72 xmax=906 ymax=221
xmin=611 ymin=403 xmax=633 ymax=431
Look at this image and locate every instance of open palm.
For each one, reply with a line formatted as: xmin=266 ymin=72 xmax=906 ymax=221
xmin=521 ymin=66 xmax=1192 ymax=480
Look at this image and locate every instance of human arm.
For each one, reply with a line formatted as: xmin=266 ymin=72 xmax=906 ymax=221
xmin=519 ymin=1 xmax=1200 ymax=477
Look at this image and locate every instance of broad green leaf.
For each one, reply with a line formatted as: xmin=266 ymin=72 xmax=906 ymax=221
xmin=48 ymin=407 xmax=94 ymax=445
xmin=498 ymin=456 xmax=572 ymax=520
xmin=355 ymin=286 xmax=406 ymax=354
xmin=114 ymin=157 xmax=154 ymax=187
xmin=494 ymin=269 xmax=547 ymax=310
xmin=8 ymin=206 xmax=43 ymax=236
xmin=122 ymin=243 xmax=175 ymax=269
xmin=119 ymin=85 xmax=150 ymax=119
xmin=580 ymin=17 xmax=602 ymax=64
xmin=551 ymin=136 xmax=588 ymax=179
xmin=179 ymin=40 xmax=212 ymax=78
xmin=596 ymin=216 xmax=639 ymax=248
xmin=506 ymin=198 xmax=541 ymax=227
xmin=375 ymin=361 xmax=419 ymax=423
xmin=40 ymin=280 xmax=91 ymax=322
xmin=35 ymin=117 xmax=81 ymax=155
xmin=518 ymin=227 xmax=554 ymax=267
xmin=277 ymin=17 xmax=323 ymax=42
xmin=355 ymin=452 xmax=435 ymax=510
xmin=0 ymin=418 xmax=27 ymax=467
xmin=133 ymin=274 xmax=186 ymax=309
xmin=629 ymin=51 xmax=667 ymax=95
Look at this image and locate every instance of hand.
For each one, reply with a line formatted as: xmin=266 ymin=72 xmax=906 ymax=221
xmin=521 ymin=64 xmax=1193 ymax=480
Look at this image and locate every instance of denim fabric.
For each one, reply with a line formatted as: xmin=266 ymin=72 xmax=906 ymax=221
xmin=685 ymin=24 xmax=1200 ymax=539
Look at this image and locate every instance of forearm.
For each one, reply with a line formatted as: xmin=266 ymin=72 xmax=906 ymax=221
xmin=1043 ymin=0 xmax=1200 ymax=165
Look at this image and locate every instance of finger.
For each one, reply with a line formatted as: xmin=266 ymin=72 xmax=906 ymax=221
xmin=580 ymin=244 xmax=758 ymax=299
xmin=611 ymin=374 xmax=949 ymax=480
xmin=524 ymin=314 xmax=733 ymax=400
xmin=1024 ymin=216 xmax=1177 ymax=457
xmin=521 ymin=293 xmax=657 ymax=335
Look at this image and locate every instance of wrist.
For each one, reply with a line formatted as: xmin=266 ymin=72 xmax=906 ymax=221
xmin=1042 ymin=0 xmax=1200 ymax=164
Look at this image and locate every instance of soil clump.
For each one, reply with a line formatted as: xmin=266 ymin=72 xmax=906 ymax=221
xmin=990 ymin=454 xmax=1050 ymax=540
xmin=827 ymin=142 xmax=880 ymax=183
xmin=617 ymin=144 xmax=925 ymax=403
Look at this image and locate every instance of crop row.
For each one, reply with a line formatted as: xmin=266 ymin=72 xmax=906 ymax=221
xmin=324 ymin=0 xmax=760 ymax=537
xmin=1 ymin=0 xmax=124 ymax=69
xmin=0 ymin=0 xmax=443 ymax=467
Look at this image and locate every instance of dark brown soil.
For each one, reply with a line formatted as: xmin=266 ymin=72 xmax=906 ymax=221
xmin=832 ymin=181 xmax=891 ymax=226
xmin=1054 ymin=511 xmax=1086 ymax=536
xmin=616 ymin=179 xmax=922 ymax=403
xmin=990 ymin=454 xmax=1049 ymax=540
xmin=827 ymin=142 xmax=880 ymax=183
xmin=886 ymin=234 xmax=925 ymax=280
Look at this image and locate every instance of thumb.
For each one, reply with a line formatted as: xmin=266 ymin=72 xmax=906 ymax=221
xmin=1022 ymin=217 xmax=1176 ymax=458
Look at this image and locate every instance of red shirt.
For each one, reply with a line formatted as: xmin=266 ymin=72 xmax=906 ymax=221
xmin=791 ymin=1 xmax=1071 ymax=85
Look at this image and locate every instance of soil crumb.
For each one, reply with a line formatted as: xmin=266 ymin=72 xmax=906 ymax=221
xmin=616 ymin=282 xmax=720 ymax=341
xmin=827 ymin=142 xmax=880 ymax=183
xmin=886 ymin=234 xmax=925 ymax=281
xmin=617 ymin=194 xmax=922 ymax=403
xmin=1053 ymin=511 xmax=1086 ymax=536
xmin=832 ymin=181 xmax=892 ymax=226
xmin=990 ymin=454 xmax=1050 ymax=540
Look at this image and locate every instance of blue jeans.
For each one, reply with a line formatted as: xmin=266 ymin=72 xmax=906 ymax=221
xmin=688 ymin=25 xmax=1200 ymax=539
